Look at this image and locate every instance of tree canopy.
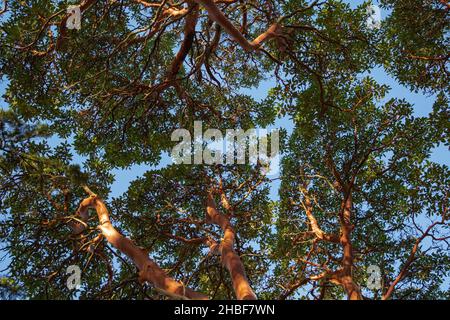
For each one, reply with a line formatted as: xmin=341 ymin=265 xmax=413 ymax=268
xmin=0 ymin=0 xmax=449 ymax=300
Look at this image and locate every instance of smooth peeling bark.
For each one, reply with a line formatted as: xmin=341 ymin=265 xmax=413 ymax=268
xmin=168 ymin=2 xmax=200 ymax=79
xmin=382 ymin=216 xmax=446 ymax=300
xmin=206 ymin=192 xmax=257 ymax=300
xmin=73 ymin=193 xmax=208 ymax=300
xmin=194 ymin=0 xmax=281 ymax=52
xmin=302 ymin=193 xmax=340 ymax=243
xmin=338 ymin=194 xmax=363 ymax=300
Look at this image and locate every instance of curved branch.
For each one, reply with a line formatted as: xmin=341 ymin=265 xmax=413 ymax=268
xmin=194 ymin=0 xmax=281 ymax=52
xmin=301 ymin=194 xmax=340 ymax=243
xmin=382 ymin=218 xmax=445 ymax=300
xmin=206 ymin=191 xmax=257 ymax=300
xmin=167 ymin=2 xmax=200 ymax=79
xmin=72 ymin=188 xmax=208 ymax=300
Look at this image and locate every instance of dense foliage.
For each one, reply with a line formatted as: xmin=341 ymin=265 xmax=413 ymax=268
xmin=0 ymin=0 xmax=448 ymax=300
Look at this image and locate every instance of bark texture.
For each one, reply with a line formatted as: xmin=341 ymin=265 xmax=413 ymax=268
xmin=73 ymin=188 xmax=208 ymax=300
xmin=206 ymin=191 xmax=257 ymax=300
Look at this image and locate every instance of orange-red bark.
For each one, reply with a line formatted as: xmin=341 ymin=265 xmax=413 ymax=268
xmin=206 ymin=192 xmax=257 ymax=300
xmin=73 ymin=191 xmax=208 ymax=300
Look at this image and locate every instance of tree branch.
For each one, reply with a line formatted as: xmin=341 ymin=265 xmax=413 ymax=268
xmin=206 ymin=190 xmax=257 ymax=300
xmin=72 ymin=188 xmax=208 ymax=300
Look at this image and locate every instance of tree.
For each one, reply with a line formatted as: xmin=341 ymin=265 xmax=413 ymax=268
xmin=0 ymin=276 xmax=24 ymax=299
xmin=0 ymin=0 xmax=448 ymax=300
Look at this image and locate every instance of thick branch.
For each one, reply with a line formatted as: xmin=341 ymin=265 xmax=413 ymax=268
xmin=298 ymin=184 xmax=340 ymax=243
xmin=72 ymin=190 xmax=208 ymax=300
xmin=206 ymin=191 xmax=257 ymax=300
xmin=194 ymin=0 xmax=282 ymax=52
xmin=0 ymin=1 xmax=7 ymax=15
xmin=337 ymin=194 xmax=362 ymax=300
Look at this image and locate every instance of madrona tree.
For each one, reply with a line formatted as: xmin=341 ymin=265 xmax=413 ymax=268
xmin=0 ymin=0 xmax=448 ymax=299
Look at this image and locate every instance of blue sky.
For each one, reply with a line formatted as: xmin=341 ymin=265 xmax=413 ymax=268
xmin=0 ymin=0 xmax=449 ymax=296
